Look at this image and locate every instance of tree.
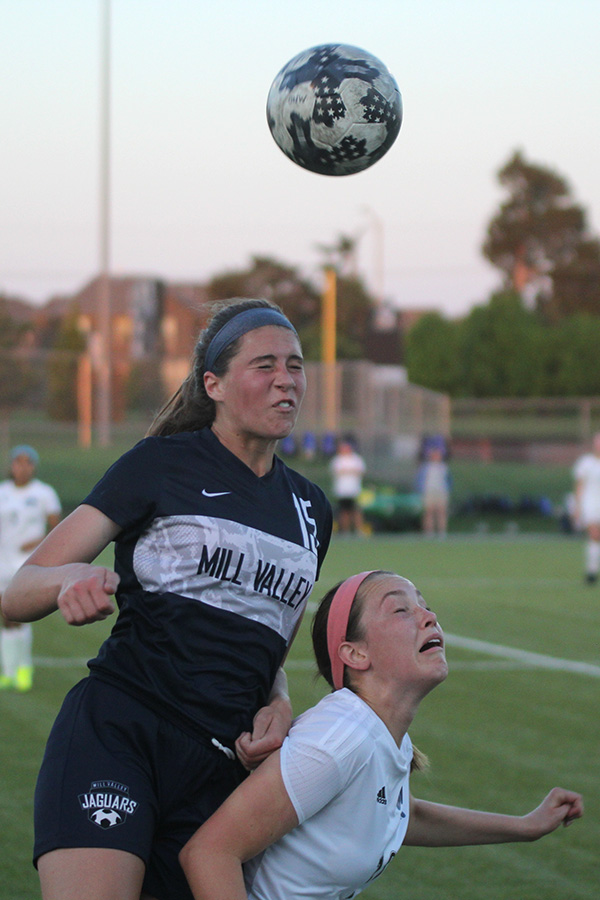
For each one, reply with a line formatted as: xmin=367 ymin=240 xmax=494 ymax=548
xmin=405 ymin=293 xmax=548 ymax=398
xmin=482 ymin=150 xmax=600 ymax=316
xmin=207 ymin=256 xmax=321 ymax=337
xmin=0 ymin=299 xmax=39 ymax=412
xmin=207 ymin=252 xmax=377 ymax=361
xmin=333 ymin=274 xmax=375 ymax=359
xmin=314 ymin=233 xmax=359 ymax=277
xmin=542 ymin=239 xmax=600 ymax=322
xmin=458 ymin=292 xmax=545 ymax=397
xmin=315 ymin=234 xmax=380 ymax=359
xmin=47 ymin=311 xmax=86 ymax=421
xmin=544 ymin=315 xmax=600 ymax=396
xmin=404 ymin=312 xmax=462 ymax=393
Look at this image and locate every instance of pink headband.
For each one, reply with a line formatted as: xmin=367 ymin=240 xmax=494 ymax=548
xmin=326 ymin=571 xmax=376 ymax=691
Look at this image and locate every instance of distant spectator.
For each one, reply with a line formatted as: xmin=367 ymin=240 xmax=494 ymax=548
xmin=302 ymin=431 xmax=317 ymax=461
xmin=573 ymin=432 xmax=600 ymax=583
xmin=0 ymin=446 xmax=61 ymax=692
xmin=320 ymin=432 xmax=337 ymax=458
xmin=416 ymin=437 xmax=452 ymax=537
xmin=330 ymin=437 xmax=366 ymax=535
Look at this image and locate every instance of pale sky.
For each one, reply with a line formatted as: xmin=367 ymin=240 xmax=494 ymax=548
xmin=1 ymin=0 xmax=599 ymax=317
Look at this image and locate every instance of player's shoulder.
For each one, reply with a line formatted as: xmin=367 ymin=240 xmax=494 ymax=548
xmin=132 ymin=431 xmax=196 ymax=452
xmin=276 ymin=456 xmax=330 ymax=502
xmin=291 ymin=690 xmax=387 ymax=764
xmin=31 ymin=477 xmax=55 ymax=490
xmin=33 ymin=478 xmax=61 ymax=503
xmin=149 ymin=427 xmax=229 ymax=460
xmin=574 ymin=453 xmax=597 ymax=473
xmin=111 ymin=430 xmax=197 ymax=467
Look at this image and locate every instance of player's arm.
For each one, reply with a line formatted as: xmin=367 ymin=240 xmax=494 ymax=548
xmin=404 ymin=788 xmax=583 ymax=847
xmin=179 ymin=748 xmax=299 ymax=900
xmin=235 ymin=606 xmax=306 ymax=769
xmin=235 ymin=665 xmax=292 ymax=769
xmin=1 ymin=504 xmax=121 ymax=626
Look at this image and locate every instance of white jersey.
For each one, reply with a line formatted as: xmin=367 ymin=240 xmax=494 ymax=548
xmin=0 ymin=478 xmax=61 ymax=589
xmin=330 ymin=452 xmax=366 ymax=500
xmin=244 ymin=689 xmax=412 ymax=900
xmin=573 ymin=453 xmax=600 ymax=525
xmin=422 ymin=461 xmax=450 ymax=500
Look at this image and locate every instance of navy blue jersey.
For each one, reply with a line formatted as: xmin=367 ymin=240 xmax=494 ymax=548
xmin=82 ymin=429 xmax=332 ymax=745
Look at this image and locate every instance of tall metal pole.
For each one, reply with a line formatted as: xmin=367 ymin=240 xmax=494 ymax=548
xmin=372 ymin=211 xmax=384 ymax=308
xmin=361 ymin=205 xmax=384 ymax=307
xmin=97 ymin=0 xmax=112 ymax=445
xmin=322 ymin=267 xmax=338 ymax=435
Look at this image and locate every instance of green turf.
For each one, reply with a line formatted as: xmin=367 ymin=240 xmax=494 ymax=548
xmin=1 ymin=537 xmax=598 ymax=899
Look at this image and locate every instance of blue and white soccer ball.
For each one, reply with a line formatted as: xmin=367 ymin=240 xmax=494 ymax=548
xmin=266 ymin=44 xmax=402 ymax=177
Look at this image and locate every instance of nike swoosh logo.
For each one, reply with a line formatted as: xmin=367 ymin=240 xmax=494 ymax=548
xmin=202 ymin=489 xmax=232 ymax=498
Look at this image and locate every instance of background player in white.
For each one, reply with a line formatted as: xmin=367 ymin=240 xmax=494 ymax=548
xmin=330 ymin=436 xmax=366 ymax=534
xmin=416 ymin=436 xmax=452 ymax=537
xmin=0 ymin=445 xmax=61 ymax=691
xmin=180 ymin=569 xmax=583 ymax=900
xmin=2 ymin=300 xmax=332 ymax=900
xmin=573 ymin=431 xmax=600 ymax=582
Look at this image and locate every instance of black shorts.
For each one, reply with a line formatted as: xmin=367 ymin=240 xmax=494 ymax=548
xmin=34 ymin=677 xmax=246 ymax=900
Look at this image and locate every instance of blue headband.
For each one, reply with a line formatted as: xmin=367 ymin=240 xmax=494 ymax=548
xmin=204 ymin=308 xmax=297 ymax=373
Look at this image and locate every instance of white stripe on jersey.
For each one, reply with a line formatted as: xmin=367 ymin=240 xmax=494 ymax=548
xmin=132 ymin=514 xmax=317 ymax=641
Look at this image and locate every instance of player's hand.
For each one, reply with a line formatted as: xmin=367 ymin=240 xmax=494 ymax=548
xmin=57 ymin=564 xmax=119 ymax=626
xmin=522 ymin=788 xmax=583 ymax=839
xmin=235 ymin=696 xmax=293 ymax=770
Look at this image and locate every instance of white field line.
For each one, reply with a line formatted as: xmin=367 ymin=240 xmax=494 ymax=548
xmin=303 ymin=599 xmax=600 ymax=678
xmin=34 ymin=637 xmax=600 ymax=679
xmin=444 ymin=633 xmax=600 ymax=678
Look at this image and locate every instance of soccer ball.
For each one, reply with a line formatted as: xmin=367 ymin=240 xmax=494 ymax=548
xmin=266 ymin=43 xmax=402 ymax=177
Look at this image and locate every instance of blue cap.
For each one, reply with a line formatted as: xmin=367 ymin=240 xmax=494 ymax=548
xmin=10 ymin=445 xmax=40 ymax=467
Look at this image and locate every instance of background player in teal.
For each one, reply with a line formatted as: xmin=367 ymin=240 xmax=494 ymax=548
xmin=180 ymin=570 xmax=583 ymax=900
xmin=2 ymin=299 xmax=332 ymax=900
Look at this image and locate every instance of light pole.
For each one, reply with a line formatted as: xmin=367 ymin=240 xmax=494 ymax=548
xmin=360 ymin=205 xmax=385 ymax=307
xmin=97 ymin=0 xmax=112 ymax=445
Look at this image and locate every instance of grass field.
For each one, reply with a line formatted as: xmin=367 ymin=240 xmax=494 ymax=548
xmin=1 ymin=534 xmax=597 ymax=900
